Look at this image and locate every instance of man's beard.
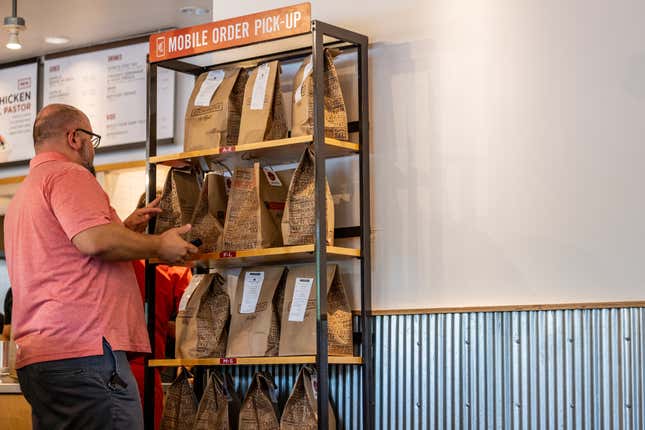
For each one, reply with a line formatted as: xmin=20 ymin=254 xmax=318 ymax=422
xmin=81 ymin=143 xmax=96 ymax=176
xmin=83 ymin=162 xmax=96 ymax=177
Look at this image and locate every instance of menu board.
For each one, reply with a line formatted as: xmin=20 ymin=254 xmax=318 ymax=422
xmin=0 ymin=62 xmax=38 ymax=163
xmin=44 ymin=42 xmax=174 ymax=148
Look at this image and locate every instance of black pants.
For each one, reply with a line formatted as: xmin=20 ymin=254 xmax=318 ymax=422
xmin=18 ymin=339 xmax=143 ymax=430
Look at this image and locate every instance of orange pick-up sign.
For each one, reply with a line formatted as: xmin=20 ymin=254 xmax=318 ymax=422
xmin=149 ymin=3 xmax=311 ymax=63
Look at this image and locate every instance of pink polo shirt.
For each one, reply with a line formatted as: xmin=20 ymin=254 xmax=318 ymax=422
xmin=4 ymin=152 xmax=151 ymax=368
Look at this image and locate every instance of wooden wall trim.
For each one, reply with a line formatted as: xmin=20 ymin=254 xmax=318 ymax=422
xmin=0 ymin=176 xmax=25 ymax=186
xmin=94 ymin=160 xmax=146 ymax=173
xmin=352 ymin=301 xmax=645 ymax=316
xmin=0 ymin=160 xmax=147 ymax=186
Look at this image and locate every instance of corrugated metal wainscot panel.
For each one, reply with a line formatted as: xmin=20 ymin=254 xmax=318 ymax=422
xmin=373 ymin=308 xmax=645 ymax=430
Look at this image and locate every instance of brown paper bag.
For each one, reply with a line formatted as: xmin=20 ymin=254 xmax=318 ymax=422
xmin=175 ymin=273 xmax=229 ymax=359
xmin=222 ymin=163 xmax=288 ymax=250
xmin=238 ymin=61 xmax=288 ymax=145
xmin=227 ymin=266 xmax=287 ymax=357
xmin=160 ymin=369 xmax=197 ymax=430
xmin=280 ymin=365 xmax=336 ymax=430
xmin=184 ymin=67 xmax=248 ymax=151
xmin=194 ymin=371 xmax=240 ymax=430
xmin=155 ymin=168 xmax=201 ymax=235
xmin=188 ymin=172 xmax=228 ymax=253
xmin=239 ymin=372 xmax=280 ymax=430
xmin=282 ymin=147 xmax=335 ymax=246
xmin=262 ymin=167 xmax=294 ymax=227
xmin=279 ymin=264 xmax=353 ymax=356
xmin=292 ymin=50 xmax=349 ymax=141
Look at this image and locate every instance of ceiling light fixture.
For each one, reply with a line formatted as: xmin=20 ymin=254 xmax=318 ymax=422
xmin=180 ymin=6 xmax=210 ymax=16
xmin=3 ymin=0 xmax=26 ymax=50
xmin=5 ymin=28 xmax=21 ymax=49
xmin=45 ymin=36 xmax=70 ymax=45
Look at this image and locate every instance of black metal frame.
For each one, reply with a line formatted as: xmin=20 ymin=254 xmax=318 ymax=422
xmin=144 ymin=57 xmax=158 ymax=428
xmin=42 ymin=35 xmax=153 ymax=60
xmin=144 ymin=20 xmax=371 ymax=430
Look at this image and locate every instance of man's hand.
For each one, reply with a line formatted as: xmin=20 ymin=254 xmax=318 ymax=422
xmin=123 ymin=196 xmax=162 ymax=233
xmin=158 ymin=224 xmax=199 ymax=264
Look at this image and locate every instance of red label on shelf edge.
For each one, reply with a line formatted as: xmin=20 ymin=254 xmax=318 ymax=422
xmin=221 ymin=146 xmax=236 ymax=153
xmin=220 ymin=358 xmax=237 ymax=365
xmin=149 ymin=3 xmax=311 ymax=62
xmin=219 ymin=251 xmax=237 ymax=258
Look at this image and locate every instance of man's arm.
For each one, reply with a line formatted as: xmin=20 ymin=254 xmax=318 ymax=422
xmin=72 ymin=223 xmax=197 ymax=263
xmin=47 ymin=167 xmax=196 ymax=263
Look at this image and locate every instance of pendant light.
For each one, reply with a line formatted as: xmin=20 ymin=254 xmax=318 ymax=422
xmin=3 ymin=0 xmax=26 ymax=50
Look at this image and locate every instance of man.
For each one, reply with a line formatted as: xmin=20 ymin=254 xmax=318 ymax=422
xmin=3 ymin=103 xmax=198 ymax=429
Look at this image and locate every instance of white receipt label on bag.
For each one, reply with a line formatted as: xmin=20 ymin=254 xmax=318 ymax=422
xmin=288 ymin=277 xmax=314 ymax=322
xmin=194 ymin=70 xmax=226 ymax=106
xmin=250 ymin=63 xmax=270 ymax=110
xmin=263 ymin=166 xmax=282 ymax=187
xmin=294 ymin=58 xmax=313 ymax=104
xmin=178 ymin=275 xmax=205 ymax=311
xmin=240 ymin=271 xmax=265 ymax=314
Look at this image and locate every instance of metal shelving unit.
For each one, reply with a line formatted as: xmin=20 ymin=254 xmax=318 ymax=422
xmin=145 ymin=18 xmax=372 ymax=430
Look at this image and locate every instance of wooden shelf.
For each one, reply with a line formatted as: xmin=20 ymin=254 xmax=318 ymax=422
xmin=148 ymin=356 xmax=363 ymax=367
xmin=149 ymin=136 xmax=358 ymax=167
xmin=151 ymin=245 xmax=360 ymax=268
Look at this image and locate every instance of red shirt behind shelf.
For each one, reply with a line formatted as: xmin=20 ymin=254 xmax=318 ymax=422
xmin=128 ymin=260 xmax=191 ymax=429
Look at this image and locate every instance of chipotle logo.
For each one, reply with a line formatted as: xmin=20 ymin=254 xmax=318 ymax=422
xmin=155 ymin=37 xmax=166 ymax=58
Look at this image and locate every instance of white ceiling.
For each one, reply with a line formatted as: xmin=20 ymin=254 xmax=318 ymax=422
xmin=0 ymin=0 xmax=213 ymax=63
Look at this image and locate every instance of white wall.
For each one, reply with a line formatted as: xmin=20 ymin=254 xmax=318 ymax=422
xmin=215 ymin=0 xmax=645 ymax=309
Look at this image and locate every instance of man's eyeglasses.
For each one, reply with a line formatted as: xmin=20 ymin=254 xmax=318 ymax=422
xmin=74 ymin=128 xmax=101 ymax=149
